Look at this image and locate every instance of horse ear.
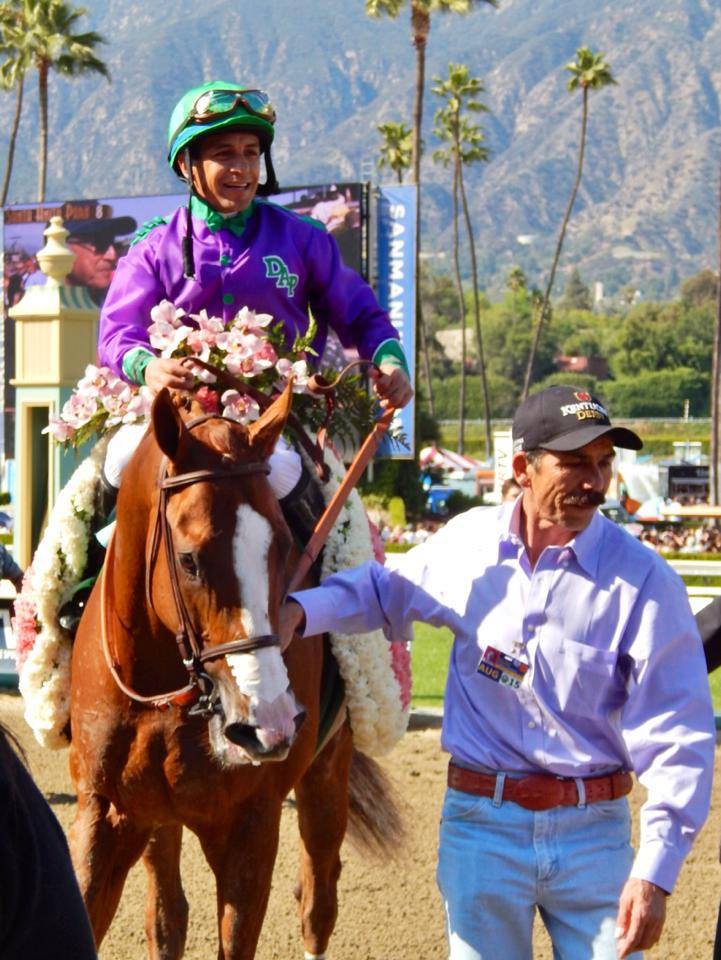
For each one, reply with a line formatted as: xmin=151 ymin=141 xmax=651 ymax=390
xmin=247 ymin=380 xmax=293 ymax=460
xmin=152 ymin=388 xmax=186 ymax=461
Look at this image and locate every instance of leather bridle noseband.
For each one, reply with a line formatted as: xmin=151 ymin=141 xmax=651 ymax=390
xmin=101 ymin=413 xmax=282 ymax=716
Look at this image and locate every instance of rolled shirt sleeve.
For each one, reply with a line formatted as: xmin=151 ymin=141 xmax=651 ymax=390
xmin=620 ymin=566 xmax=715 ymax=892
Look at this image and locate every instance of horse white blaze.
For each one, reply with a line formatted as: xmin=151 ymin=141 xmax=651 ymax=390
xmin=227 ymin=504 xmax=297 ymax=748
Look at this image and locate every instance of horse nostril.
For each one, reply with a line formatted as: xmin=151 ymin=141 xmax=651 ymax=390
xmin=224 ymin=721 xmax=259 ymax=751
xmin=294 ymin=710 xmax=307 ymax=733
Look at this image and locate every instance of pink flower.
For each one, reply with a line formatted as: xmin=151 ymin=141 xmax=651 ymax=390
xmin=233 ymin=306 xmax=274 ymax=334
xmin=276 ymin=358 xmax=310 ymax=393
xmin=43 ymin=415 xmax=76 ymax=442
xmin=150 ymin=299 xmax=186 ymax=327
xmin=12 ymin=573 xmax=38 ymax=670
xmin=220 ymin=389 xmax=260 ymax=425
xmin=224 ymin=335 xmax=277 ymax=378
xmin=196 ymin=386 xmax=221 ymax=414
xmin=187 ymin=310 xmax=225 ymax=359
xmin=389 ymin=639 xmax=412 ymax=711
xmin=148 ymin=319 xmax=192 ymax=355
xmin=62 ymin=392 xmax=99 ymax=428
xmin=122 ymin=387 xmax=154 ymax=423
xmin=76 ymin=364 xmax=116 ymax=398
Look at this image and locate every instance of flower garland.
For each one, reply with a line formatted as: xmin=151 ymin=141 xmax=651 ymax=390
xmin=304 ymin=443 xmax=411 ymax=756
xmin=46 ymin=302 xmax=381 ymax=451
xmin=15 ymin=435 xmax=109 ymax=749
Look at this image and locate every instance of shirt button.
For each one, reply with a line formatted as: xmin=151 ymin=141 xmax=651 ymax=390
xmin=528 ymin=720 xmax=536 ymax=729
xmin=222 ymin=293 xmax=234 ymax=305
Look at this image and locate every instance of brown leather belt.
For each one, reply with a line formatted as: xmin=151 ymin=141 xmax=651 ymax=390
xmin=447 ymin=762 xmax=633 ymax=812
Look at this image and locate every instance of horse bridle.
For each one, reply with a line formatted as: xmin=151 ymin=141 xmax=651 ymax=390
xmin=102 ymin=413 xmax=282 ymax=716
xmin=101 ymin=366 xmax=396 ymax=717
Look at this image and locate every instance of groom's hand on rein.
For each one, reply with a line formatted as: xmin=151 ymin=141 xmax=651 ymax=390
xmin=279 ymin=601 xmax=306 ymax=652
xmin=369 ymin=364 xmax=413 ymax=410
xmin=145 ymin=357 xmax=196 ymax=393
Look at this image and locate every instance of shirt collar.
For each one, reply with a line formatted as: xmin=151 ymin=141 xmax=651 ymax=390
xmin=498 ymin=495 xmax=604 ymax=578
xmin=190 ymin=194 xmax=256 ymax=236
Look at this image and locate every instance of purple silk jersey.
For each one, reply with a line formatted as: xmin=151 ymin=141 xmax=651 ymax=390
xmin=98 ymin=199 xmax=400 ymax=379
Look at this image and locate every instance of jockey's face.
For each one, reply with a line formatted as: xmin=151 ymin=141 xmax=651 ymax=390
xmin=180 ymin=130 xmax=261 ymax=215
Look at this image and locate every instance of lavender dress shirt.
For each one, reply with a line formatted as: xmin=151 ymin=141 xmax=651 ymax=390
xmin=292 ymin=500 xmax=715 ymax=893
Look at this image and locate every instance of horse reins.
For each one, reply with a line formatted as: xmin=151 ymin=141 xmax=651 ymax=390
xmin=101 ymin=369 xmax=396 ymax=715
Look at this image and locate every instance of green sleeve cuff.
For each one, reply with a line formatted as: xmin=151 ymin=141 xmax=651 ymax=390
xmin=372 ymin=338 xmax=410 ymax=378
xmin=122 ymin=347 xmax=155 ymax=386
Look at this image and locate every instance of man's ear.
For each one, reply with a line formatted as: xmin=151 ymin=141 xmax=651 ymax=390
xmin=512 ymin=451 xmax=532 ymax=489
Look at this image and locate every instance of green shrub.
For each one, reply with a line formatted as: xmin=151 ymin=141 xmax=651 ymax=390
xmin=0 ymin=493 xmax=10 ymax=506
xmin=603 ymin=368 xmax=709 ymax=418
xmin=359 ymin=459 xmax=425 ymax=517
xmin=446 ymin=490 xmax=484 ymax=516
xmin=388 ymin=496 xmax=406 ymax=528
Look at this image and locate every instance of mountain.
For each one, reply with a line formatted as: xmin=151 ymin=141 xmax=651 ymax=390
xmin=0 ymin=0 xmax=719 ymax=298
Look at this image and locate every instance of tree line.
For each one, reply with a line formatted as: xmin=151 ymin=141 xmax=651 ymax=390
xmin=422 ymin=265 xmax=717 ymax=421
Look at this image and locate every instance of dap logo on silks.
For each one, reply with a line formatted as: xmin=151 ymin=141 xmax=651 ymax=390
xmin=263 ymin=255 xmax=299 ymax=297
xmin=477 ymin=645 xmax=529 ymax=690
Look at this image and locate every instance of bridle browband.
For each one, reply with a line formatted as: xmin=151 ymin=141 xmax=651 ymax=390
xmin=102 ymin=412 xmax=282 ymax=716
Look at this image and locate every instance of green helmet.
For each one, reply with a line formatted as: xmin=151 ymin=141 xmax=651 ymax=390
xmin=167 ymin=80 xmax=276 ymax=172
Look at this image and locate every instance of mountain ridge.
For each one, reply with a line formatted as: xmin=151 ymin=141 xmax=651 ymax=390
xmin=0 ymin=0 xmax=718 ymax=298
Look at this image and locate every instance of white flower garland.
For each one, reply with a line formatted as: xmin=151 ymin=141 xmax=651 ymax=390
xmin=305 ymin=444 xmax=409 ymax=756
xmin=19 ymin=435 xmax=110 ymax=749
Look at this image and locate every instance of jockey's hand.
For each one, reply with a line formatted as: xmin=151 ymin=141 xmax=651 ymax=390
xmin=369 ymin=364 xmax=413 ymax=410
xmin=615 ymin=878 xmax=667 ymax=958
xmin=145 ymin=357 xmax=196 ymax=394
xmin=279 ymin=600 xmax=306 ymax=652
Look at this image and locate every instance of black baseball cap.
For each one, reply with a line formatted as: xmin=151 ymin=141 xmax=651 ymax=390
xmin=512 ymin=385 xmax=642 ymax=453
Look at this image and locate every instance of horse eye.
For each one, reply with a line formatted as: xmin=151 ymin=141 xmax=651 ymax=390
xmin=178 ymin=552 xmax=200 ymax=579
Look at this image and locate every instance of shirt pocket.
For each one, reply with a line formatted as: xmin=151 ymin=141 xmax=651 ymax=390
xmin=537 ymin=635 xmax=618 ymax=717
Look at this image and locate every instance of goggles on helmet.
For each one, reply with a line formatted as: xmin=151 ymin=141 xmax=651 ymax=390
xmin=170 ymin=88 xmax=276 ymax=147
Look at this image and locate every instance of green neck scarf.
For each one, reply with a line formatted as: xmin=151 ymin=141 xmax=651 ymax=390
xmin=190 ymin=194 xmax=256 ymax=237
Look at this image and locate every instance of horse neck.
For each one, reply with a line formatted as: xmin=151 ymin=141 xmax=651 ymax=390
xmin=107 ymin=440 xmax=172 ymax=654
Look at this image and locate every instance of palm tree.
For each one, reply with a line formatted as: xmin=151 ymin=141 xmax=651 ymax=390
xmin=711 ymin=158 xmax=721 ymax=504
xmin=433 ymin=63 xmax=492 ymax=457
xmin=521 ymin=46 xmax=616 ymax=399
xmin=365 ymin=0 xmax=498 ymax=424
xmin=0 ymin=2 xmax=30 ymax=206
xmin=12 ymin=0 xmax=108 ymax=202
xmin=377 ymin=121 xmax=412 ymax=184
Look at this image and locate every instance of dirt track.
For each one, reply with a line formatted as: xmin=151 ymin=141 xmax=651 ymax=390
xmin=1 ymin=691 xmax=719 ymax=959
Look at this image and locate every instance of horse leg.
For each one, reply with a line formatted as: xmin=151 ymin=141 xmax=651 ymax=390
xmin=196 ymin=798 xmax=284 ymax=960
xmin=68 ymin=791 xmax=151 ymax=946
xmin=293 ymin=724 xmax=354 ymax=959
xmin=142 ymin=824 xmax=189 ymax=960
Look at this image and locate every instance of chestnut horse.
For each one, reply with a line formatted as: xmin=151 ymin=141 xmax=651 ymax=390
xmin=67 ymin=384 xmax=400 ymax=959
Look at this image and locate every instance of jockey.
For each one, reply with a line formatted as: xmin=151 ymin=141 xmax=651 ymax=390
xmin=57 ymin=80 xmax=413 ymax=632
xmin=97 ymin=79 xmax=412 ymax=509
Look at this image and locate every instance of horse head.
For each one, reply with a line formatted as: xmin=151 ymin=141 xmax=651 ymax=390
xmin=148 ymin=382 xmax=305 ymax=765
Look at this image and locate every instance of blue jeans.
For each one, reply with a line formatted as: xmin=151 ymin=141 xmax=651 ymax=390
xmin=437 ymin=786 xmax=640 ymax=960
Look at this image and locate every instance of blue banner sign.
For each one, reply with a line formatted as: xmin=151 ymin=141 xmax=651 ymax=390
xmin=376 ymin=184 xmax=417 ymax=458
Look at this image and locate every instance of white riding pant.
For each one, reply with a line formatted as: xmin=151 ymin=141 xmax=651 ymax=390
xmin=104 ymin=422 xmax=303 ymax=500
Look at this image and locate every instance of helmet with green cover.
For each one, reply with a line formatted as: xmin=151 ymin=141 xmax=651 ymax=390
xmin=168 ymin=81 xmax=279 ymax=280
xmin=167 ymin=80 xmax=278 ymax=194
